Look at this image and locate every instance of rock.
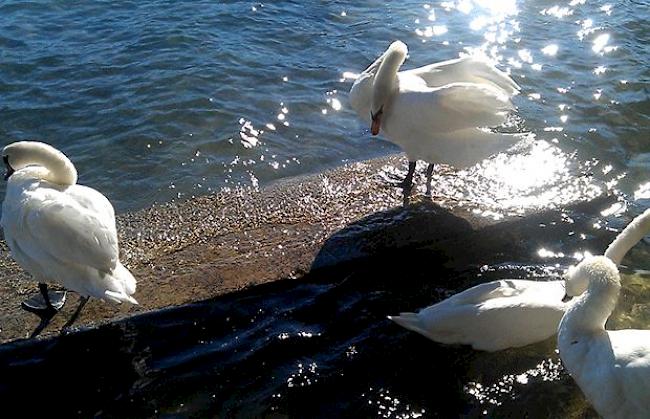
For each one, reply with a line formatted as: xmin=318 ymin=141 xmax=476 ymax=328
xmin=0 ymin=154 xmax=618 ymax=343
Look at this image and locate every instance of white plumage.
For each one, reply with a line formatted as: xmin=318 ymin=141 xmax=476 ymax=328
xmin=349 ymin=41 xmax=522 ymax=168
xmin=390 ymin=208 xmax=650 ymax=354
xmin=389 ymin=279 xmax=568 ymax=352
xmin=1 ymin=141 xmax=137 ymax=306
xmin=558 ymin=209 xmax=650 ymax=419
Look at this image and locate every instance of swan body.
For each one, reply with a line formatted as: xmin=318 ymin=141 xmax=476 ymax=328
xmin=389 ymin=279 xmax=568 ymax=351
xmin=391 ymin=208 xmax=650 ymax=353
xmin=349 ymin=41 xmax=522 ymax=168
xmin=558 ymin=209 xmax=650 ymax=418
xmin=1 ymin=141 xmax=137 ymax=305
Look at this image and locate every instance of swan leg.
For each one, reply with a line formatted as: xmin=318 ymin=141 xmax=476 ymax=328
xmin=425 ymin=163 xmax=435 ymax=196
xmin=61 ymin=296 xmax=89 ymax=334
xmin=402 ymin=161 xmax=416 ymax=191
xmin=21 ymin=283 xmax=66 ymax=312
xmin=400 ymin=161 xmax=416 ymax=205
xmin=21 ymin=283 xmax=66 ymax=338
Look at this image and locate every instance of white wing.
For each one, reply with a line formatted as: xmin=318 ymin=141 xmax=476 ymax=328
xmin=391 ymin=82 xmax=514 ymax=134
xmin=403 ymin=56 xmax=520 ymax=94
xmin=23 ymin=185 xmax=118 ymax=272
xmin=390 ymin=280 xmax=567 ymax=351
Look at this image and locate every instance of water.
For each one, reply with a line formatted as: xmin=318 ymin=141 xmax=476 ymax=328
xmin=0 ymin=0 xmax=649 ymax=417
xmin=0 ymin=0 xmax=648 ymax=212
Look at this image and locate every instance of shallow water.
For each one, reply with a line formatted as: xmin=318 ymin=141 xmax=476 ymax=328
xmin=1 ymin=0 xmax=649 ymax=417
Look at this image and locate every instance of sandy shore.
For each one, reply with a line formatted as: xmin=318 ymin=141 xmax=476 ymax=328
xmin=0 ymin=154 xmax=616 ymax=343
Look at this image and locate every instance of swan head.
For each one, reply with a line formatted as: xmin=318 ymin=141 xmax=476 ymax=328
xmin=564 ymin=256 xmax=620 ymax=298
xmin=370 ymin=41 xmax=408 ymax=136
xmin=3 ymin=141 xmax=78 ymax=186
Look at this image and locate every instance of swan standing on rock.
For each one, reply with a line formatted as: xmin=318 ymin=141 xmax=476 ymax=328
xmin=349 ymin=41 xmax=522 ymax=195
xmin=558 ymin=208 xmax=650 ymax=418
xmin=389 ymin=208 xmax=650 ymax=352
xmin=1 ymin=141 xmax=138 ymax=337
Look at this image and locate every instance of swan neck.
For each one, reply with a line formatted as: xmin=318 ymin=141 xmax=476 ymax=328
xmin=604 ymin=208 xmax=650 ymax=264
xmin=362 ymin=48 xmax=389 ymax=76
xmin=10 ymin=144 xmax=78 ymax=186
xmin=373 ymin=47 xmax=405 ymax=101
xmin=559 ymin=280 xmax=619 ymax=342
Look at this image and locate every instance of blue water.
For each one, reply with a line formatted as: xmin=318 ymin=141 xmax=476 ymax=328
xmin=0 ymin=0 xmax=648 ymax=213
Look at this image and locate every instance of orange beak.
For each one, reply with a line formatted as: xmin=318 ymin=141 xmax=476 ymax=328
xmin=371 ymin=114 xmax=381 ymax=135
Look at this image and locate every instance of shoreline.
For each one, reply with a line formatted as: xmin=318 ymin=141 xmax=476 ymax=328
xmin=0 ymin=154 xmax=617 ymax=343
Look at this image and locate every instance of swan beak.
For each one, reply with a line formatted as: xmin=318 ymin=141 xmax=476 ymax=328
xmin=3 ymin=156 xmax=13 ymax=180
xmin=371 ymin=117 xmax=381 ymax=135
xmin=562 ymin=293 xmax=572 ymax=303
xmin=370 ymin=109 xmax=383 ymax=136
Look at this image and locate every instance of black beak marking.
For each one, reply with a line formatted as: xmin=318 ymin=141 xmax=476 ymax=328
xmin=3 ymin=155 xmax=14 ymax=180
xmin=371 ymin=106 xmax=384 ymax=122
xmin=562 ymin=293 xmax=572 ymax=303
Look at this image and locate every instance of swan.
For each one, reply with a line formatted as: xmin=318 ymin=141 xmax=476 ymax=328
xmin=558 ymin=208 xmax=650 ymax=418
xmin=389 ymin=279 xmax=567 ymax=351
xmin=349 ymin=41 xmax=522 ymax=194
xmin=1 ymin=141 xmax=138 ymax=337
xmin=389 ymin=209 xmax=650 ymax=352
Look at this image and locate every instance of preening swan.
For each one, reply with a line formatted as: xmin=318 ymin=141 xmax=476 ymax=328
xmin=390 ymin=209 xmax=650 ymax=352
xmin=349 ymin=40 xmax=522 ymax=194
xmin=1 ymin=141 xmax=137 ymax=337
xmin=558 ymin=208 xmax=650 ymax=419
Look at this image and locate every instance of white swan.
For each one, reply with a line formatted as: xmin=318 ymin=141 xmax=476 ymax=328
xmin=389 ymin=279 xmax=567 ymax=351
xmin=349 ymin=40 xmax=522 ymax=193
xmin=1 ymin=141 xmax=137 ymax=336
xmin=389 ymin=209 xmax=650 ymax=352
xmin=558 ymin=208 xmax=650 ymax=418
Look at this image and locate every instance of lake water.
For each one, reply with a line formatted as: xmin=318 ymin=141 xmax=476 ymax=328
xmin=0 ymin=0 xmax=649 ymax=417
xmin=1 ymin=0 xmax=648 ymax=213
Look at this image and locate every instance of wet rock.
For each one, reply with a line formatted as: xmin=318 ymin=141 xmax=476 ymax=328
xmin=0 ymin=154 xmax=618 ymax=343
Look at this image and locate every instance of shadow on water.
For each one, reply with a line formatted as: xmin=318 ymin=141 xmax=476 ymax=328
xmin=0 ymin=200 xmax=609 ymax=417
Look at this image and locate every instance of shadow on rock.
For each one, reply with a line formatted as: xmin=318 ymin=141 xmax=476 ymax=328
xmin=311 ymin=200 xmax=473 ymax=272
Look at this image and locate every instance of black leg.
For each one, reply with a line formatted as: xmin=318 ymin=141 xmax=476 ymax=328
xmin=402 ymin=161 xmax=416 ymax=191
xmin=39 ymin=283 xmax=54 ymax=309
xmin=22 ymin=283 xmax=67 ymax=338
xmin=61 ymin=296 xmax=89 ymax=333
xmin=27 ymin=284 xmax=58 ymax=338
xmin=401 ymin=161 xmax=416 ymax=205
xmin=425 ymin=163 xmax=435 ymax=196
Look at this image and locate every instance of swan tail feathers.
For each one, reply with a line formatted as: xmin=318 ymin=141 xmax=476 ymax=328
xmin=389 ymin=313 xmax=430 ymax=336
xmin=105 ymin=290 xmax=139 ymax=305
xmin=102 ymin=262 xmax=138 ymax=304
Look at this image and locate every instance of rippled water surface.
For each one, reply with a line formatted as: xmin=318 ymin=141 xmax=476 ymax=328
xmin=1 ymin=0 xmax=649 ymax=417
xmin=0 ymin=0 xmax=648 ymax=212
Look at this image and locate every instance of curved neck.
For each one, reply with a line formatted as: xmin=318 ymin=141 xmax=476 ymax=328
xmin=10 ymin=143 xmax=78 ymax=186
xmin=605 ymin=208 xmax=650 ymax=264
xmin=372 ymin=45 xmax=406 ymax=108
xmin=362 ymin=48 xmax=389 ymax=76
xmin=561 ymin=283 xmax=619 ymax=337
xmin=559 ymin=257 xmax=620 ymax=342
